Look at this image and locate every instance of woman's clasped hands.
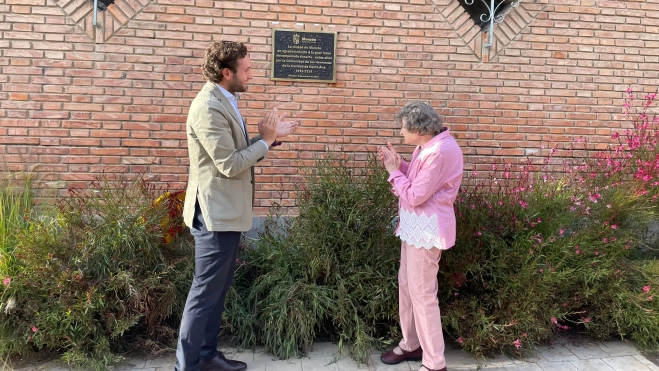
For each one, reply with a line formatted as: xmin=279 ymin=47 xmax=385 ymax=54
xmin=378 ymin=141 xmax=401 ymax=174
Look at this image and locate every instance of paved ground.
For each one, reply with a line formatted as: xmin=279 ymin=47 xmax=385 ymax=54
xmin=14 ymin=338 xmax=659 ymax=371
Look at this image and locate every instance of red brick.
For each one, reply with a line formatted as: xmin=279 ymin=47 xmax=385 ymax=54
xmin=3 ymin=66 xmax=43 ymax=75
xmin=122 ymin=139 xmax=160 ymax=147
xmin=0 ymin=3 xmax=655 ymax=213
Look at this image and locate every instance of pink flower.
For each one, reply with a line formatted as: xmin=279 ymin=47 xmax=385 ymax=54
xmin=31 ymin=327 xmax=37 ymax=332
xmin=649 ymin=296 xmax=653 ymax=301
xmin=584 ymin=318 xmax=590 ymax=323
xmin=643 ymin=285 xmax=650 ymax=293
xmin=611 ymin=225 xmax=617 ymax=229
xmin=514 ymin=339 xmax=522 ymax=349
xmin=2 ymin=277 xmax=9 ymax=286
xmin=458 ymin=337 xmax=464 ymax=344
xmin=551 ymin=317 xmax=558 ymax=324
xmin=559 ymin=229 xmax=564 ymax=235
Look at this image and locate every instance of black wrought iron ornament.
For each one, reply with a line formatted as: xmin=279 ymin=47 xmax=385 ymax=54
xmin=459 ymin=0 xmax=521 ymax=47
xmin=87 ymin=0 xmax=115 ymax=26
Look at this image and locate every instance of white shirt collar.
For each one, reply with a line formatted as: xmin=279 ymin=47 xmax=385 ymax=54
xmin=216 ymin=84 xmax=238 ymax=102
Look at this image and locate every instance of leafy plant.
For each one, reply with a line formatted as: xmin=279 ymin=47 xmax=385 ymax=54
xmin=441 ymin=89 xmax=659 ymax=354
xmin=0 ymin=172 xmax=33 ymax=277
xmin=0 ymin=175 xmax=193 ymax=370
xmin=224 ymin=154 xmax=401 ymax=363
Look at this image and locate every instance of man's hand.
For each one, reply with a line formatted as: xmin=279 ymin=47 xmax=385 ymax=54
xmin=276 ymin=113 xmax=300 ymax=139
xmin=258 ymin=108 xmax=278 ymax=144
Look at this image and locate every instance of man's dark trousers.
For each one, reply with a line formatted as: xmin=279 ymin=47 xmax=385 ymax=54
xmin=175 ymin=201 xmax=241 ymax=371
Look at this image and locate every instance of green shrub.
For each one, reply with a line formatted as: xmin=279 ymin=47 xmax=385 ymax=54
xmin=0 ymin=173 xmax=34 ymax=276
xmin=0 ymin=175 xmax=193 ymax=370
xmin=224 ymin=155 xmax=401 ymax=362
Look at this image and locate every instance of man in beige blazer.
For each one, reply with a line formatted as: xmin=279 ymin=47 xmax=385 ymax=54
xmin=175 ymin=41 xmax=298 ymax=371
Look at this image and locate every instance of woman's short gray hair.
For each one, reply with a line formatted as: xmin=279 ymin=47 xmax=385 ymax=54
xmin=394 ymin=101 xmax=443 ymax=136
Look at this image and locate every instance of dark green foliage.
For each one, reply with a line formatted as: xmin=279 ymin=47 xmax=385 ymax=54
xmin=225 ymin=155 xmax=402 ymax=362
xmin=0 ymin=176 xmax=194 ymax=370
xmin=0 ymin=173 xmax=33 ymax=277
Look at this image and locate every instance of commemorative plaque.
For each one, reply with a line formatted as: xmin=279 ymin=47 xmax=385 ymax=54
xmin=271 ymin=29 xmax=337 ymax=83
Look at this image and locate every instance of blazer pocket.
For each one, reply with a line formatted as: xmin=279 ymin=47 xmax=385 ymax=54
xmin=206 ymin=177 xmax=244 ymax=221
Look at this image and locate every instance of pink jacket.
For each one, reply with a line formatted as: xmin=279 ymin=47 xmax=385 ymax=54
xmin=388 ymin=129 xmax=464 ymax=250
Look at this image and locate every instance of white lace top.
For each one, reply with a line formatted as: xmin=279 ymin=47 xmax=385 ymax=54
xmin=396 ymin=209 xmax=443 ymax=250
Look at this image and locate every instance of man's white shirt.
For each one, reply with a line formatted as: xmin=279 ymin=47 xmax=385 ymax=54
xmin=216 ymin=84 xmax=268 ymax=150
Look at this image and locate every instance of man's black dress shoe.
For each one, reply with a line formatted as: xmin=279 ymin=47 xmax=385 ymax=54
xmin=199 ymin=352 xmax=247 ymax=371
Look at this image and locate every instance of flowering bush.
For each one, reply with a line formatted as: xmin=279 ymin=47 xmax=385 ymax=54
xmin=441 ymin=89 xmax=659 ymax=354
xmin=0 ymin=175 xmax=193 ymax=370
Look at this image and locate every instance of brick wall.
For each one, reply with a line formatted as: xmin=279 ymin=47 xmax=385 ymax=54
xmin=1 ymin=0 xmax=658 ymax=215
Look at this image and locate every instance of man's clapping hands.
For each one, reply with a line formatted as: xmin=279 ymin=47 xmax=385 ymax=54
xmin=257 ymin=108 xmax=299 ymax=146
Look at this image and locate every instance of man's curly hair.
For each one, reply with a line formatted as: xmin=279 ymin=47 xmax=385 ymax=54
xmin=202 ymin=41 xmax=248 ymax=83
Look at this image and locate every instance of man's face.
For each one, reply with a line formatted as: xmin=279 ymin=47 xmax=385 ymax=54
xmin=225 ymin=55 xmax=253 ymax=93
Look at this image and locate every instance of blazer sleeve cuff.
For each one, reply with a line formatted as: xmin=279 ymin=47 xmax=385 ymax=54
xmin=250 ymin=134 xmax=263 ymax=145
xmin=254 ymin=138 xmax=269 ymax=162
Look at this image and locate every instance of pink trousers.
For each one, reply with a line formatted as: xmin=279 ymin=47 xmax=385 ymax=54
xmin=398 ymin=241 xmax=446 ymax=370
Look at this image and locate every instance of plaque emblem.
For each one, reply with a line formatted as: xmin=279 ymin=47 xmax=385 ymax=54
xmin=293 ymin=34 xmax=300 ymax=44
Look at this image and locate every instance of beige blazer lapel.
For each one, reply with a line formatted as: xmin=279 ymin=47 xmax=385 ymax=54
xmin=207 ymin=82 xmax=248 ymax=147
xmin=243 ymin=118 xmax=250 ymax=143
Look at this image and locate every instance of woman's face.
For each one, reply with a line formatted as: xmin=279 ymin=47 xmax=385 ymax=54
xmin=400 ymin=122 xmax=421 ymax=145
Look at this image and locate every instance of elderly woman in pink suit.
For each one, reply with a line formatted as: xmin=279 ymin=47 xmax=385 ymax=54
xmin=378 ymin=101 xmax=464 ymax=371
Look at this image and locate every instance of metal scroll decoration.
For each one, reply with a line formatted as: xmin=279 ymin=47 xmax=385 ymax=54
xmin=465 ymin=0 xmax=521 ymax=48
